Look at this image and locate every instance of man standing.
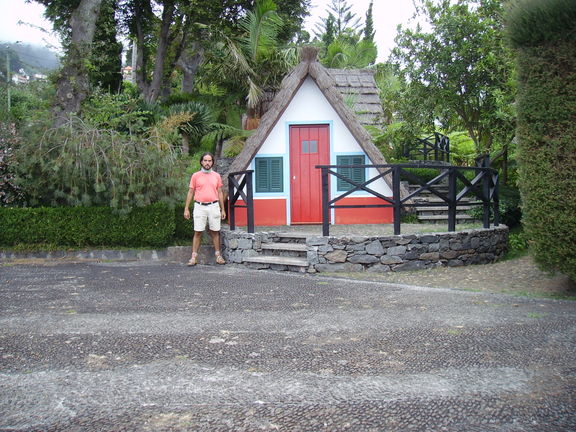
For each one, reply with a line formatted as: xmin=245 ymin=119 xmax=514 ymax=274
xmin=184 ymin=152 xmax=226 ymax=265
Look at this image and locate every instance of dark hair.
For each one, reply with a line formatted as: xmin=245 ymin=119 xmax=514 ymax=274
xmin=199 ymin=152 xmax=215 ymax=164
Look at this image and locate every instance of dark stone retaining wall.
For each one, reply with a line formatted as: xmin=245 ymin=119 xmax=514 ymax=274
xmin=222 ymin=225 xmax=509 ymax=273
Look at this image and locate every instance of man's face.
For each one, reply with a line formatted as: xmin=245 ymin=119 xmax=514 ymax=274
xmin=201 ymin=156 xmax=213 ymax=170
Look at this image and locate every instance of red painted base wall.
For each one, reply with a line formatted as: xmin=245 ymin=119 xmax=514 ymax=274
xmin=334 ymin=197 xmax=393 ymax=224
xmin=231 ymin=199 xmax=287 ymax=226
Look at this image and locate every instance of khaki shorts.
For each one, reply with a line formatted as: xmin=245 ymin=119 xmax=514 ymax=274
xmin=193 ymin=202 xmax=221 ymax=232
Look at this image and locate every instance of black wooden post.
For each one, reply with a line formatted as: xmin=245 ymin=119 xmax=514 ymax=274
xmin=447 ymin=166 xmax=457 ymax=232
xmin=228 ymin=175 xmax=236 ymax=231
xmin=392 ymin=165 xmax=402 ymax=235
xmin=482 ymin=164 xmax=491 ymax=229
xmin=492 ymin=173 xmax=500 ymax=227
xmin=246 ymin=172 xmax=254 ymax=233
xmin=321 ymin=167 xmax=330 ymax=236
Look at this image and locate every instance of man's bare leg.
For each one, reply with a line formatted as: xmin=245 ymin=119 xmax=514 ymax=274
xmin=188 ymin=231 xmax=203 ymax=266
xmin=209 ymin=230 xmax=225 ymax=264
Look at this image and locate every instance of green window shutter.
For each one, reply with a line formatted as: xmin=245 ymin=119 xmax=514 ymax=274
xmin=255 ymin=157 xmax=283 ymax=193
xmin=269 ymin=158 xmax=283 ymax=192
xmin=337 ymin=155 xmax=365 ymax=191
xmin=256 ymin=158 xmax=269 ymax=192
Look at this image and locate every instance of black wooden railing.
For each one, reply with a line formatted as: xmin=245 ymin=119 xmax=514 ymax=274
xmin=227 ymin=170 xmax=254 ymax=233
xmin=477 ymin=145 xmax=509 ymax=185
xmin=317 ymin=163 xmax=499 ymax=236
xmin=404 ymin=132 xmax=450 ymax=163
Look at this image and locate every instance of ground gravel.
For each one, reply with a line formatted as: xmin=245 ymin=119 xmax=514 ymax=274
xmin=1 ymin=256 xmax=575 ymax=431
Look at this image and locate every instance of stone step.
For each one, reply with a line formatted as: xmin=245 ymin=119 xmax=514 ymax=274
xmin=277 ymin=232 xmax=309 ymax=239
xmin=418 ymin=214 xmax=476 ymax=221
xmin=275 ymin=232 xmax=309 ymax=244
xmin=408 ymin=186 xmax=449 ymax=191
xmin=415 ymin=206 xmax=474 ymax=212
xmin=261 ymin=242 xmax=307 ymax=252
xmin=414 ymin=197 xmax=480 ymax=204
xmin=243 ymin=255 xmax=309 ymax=267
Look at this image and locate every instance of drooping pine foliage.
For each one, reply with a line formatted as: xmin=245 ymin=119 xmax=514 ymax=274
xmin=506 ymin=0 xmax=576 ymax=280
xmin=15 ymin=118 xmax=190 ymax=211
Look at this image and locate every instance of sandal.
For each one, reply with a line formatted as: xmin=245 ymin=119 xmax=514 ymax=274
xmin=187 ymin=252 xmax=198 ymax=266
xmin=215 ymin=251 xmax=225 ymax=265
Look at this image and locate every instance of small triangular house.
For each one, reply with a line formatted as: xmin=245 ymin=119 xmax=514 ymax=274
xmin=227 ymin=47 xmax=398 ymax=227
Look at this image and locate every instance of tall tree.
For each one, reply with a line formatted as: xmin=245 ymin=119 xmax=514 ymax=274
xmin=120 ymin=0 xmax=309 ymax=102
xmin=90 ymin=0 xmax=123 ymax=92
xmin=314 ymin=0 xmax=361 ymax=40
xmin=391 ymin=0 xmax=516 ymax=155
xmin=363 ymin=1 xmax=375 ymax=42
xmin=311 ymin=0 xmax=376 ymax=68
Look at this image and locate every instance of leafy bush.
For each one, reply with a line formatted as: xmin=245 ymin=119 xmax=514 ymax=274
xmin=400 ymin=166 xmax=476 ymax=186
xmin=0 ymin=123 xmax=25 ymax=206
xmin=0 ymin=81 xmax=53 ymax=125
xmin=400 ymin=167 xmax=442 ymax=183
xmin=372 ymin=121 xmax=419 ymax=162
xmin=82 ymin=90 xmax=160 ymax=134
xmin=508 ymin=230 xmax=528 ymax=252
xmin=0 ymin=203 xmax=175 ymax=247
xmin=448 ymin=131 xmax=477 ymax=166
xmin=468 ymin=185 xmax=522 ymax=228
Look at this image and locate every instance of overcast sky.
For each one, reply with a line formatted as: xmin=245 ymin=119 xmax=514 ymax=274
xmin=0 ymin=0 xmax=61 ymax=50
xmin=0 ymin=0 xmax=419 ymax=62
xmin=304 ymin=0 xmax=418 ymax=62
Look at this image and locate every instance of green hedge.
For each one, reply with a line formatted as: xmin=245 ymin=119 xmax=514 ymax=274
xmin=0 ymin=203 xmax=175 ymax=247
xmin=174 ymin=205 xmax=195 ymax=240
xmin=507 ymin=0 xmax=576 ymax=280
xmin=506 ymin=0 xmax=576 ymax=47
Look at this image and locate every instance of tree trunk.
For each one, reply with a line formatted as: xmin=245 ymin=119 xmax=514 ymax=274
xmin=133 ymin=2 xmax=150 ymax=97
xmin=144 ymin=1 xmax=175 ymax=103
xmin=177 ymin=42 xmax=204 ymax=94
xmin=214 ymin=136 xmax=224 ymax=160
xmin=182 ymin=133 xmax=190 ymax=155
xmin=52 ymin=0 xmax=103 ymax=127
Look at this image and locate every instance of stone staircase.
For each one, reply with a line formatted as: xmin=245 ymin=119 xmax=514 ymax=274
xmin=242 ymin=232 xmax=309 ymax=272
xmin=406 ymin=183 xmax=480 ymax=224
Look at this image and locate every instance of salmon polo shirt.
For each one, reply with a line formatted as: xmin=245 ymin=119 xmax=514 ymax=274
xmin=189 ymin=171 xmax=223 ymax=203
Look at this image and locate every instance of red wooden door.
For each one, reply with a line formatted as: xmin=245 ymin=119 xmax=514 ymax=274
xmin=290 ymin=124 xmax=330 ymax=224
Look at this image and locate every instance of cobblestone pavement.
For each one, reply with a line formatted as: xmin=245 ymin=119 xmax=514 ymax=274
xmin=1 ymin=261 xmax=575 ymax=431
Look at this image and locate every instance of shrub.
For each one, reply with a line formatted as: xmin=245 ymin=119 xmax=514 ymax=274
xmin=508 ymin=230 xmax=528 ymax=252
xmin=174 ymin=205 xmax=194 ymax=240
xmin=14 ymin=117 xmax=189 ymax=209
xmin=82 ymin=90 xmax=160 ymax=135
xmin=0 ymin=203 xmax=174 ymax=247
xmin=507 ymin=0 xmax=576 ymax=280
xmin=468 ymin=185 xmax=522 ymax=228
xmin=0 ymin=123 xmax=25 ymax=206
xmin=0 ymin=81 xmax=53 ymax=125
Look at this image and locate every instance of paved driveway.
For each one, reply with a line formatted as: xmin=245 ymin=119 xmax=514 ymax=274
xmin=1 ymin=261 xmax=575 ymax=431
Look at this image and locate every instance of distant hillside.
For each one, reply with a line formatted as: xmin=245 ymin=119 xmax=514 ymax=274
xmin=0 ymin=42 xmax=60 ymax=75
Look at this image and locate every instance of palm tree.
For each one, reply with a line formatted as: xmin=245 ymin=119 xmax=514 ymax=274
xmin=163 ymin=101 xmax=250 ymax=157
xmin=322 ymin=38 xmax=377 ymax=69
xmin=199 ymin=0 xmax=298 ymax=120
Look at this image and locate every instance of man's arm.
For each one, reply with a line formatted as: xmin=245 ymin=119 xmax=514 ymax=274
xmin=184 ymin=188 xmax=195 ymax=220
xmin=218 ymin=187 xmax=226 ymax=220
